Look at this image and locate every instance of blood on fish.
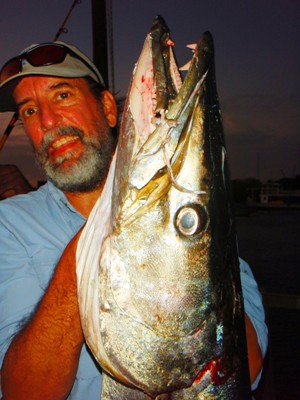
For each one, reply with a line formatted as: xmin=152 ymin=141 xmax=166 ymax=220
xmin=166 ymin=39 xmax=174 ymax=46
xmin=193 ymin=357 xmax=229 ymax=386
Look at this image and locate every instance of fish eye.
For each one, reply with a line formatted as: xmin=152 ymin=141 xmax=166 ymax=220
xmin=175 ymin=205 xmax=207 ymax=237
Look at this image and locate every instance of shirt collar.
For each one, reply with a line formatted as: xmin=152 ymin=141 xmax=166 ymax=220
xmin=46 ymin=180 xmax=84 ymax=217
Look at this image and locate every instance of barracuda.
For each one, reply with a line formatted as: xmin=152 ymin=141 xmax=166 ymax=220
xmin=76 ymin=15 xmax=252 ymax=399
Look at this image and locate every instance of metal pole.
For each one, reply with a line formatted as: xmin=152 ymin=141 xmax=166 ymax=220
xmin=91 ymin=0 xmax=109 ymax=87
xmin=0 ymin=113 xmax=18 ymax=152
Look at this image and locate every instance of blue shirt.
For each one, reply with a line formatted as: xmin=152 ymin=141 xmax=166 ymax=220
xmin=0 ymin=181 xmax=267 ymax=398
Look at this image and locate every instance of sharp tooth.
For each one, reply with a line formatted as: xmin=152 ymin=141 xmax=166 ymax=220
xmin=179 ymin=61 xmax=192 ymax=71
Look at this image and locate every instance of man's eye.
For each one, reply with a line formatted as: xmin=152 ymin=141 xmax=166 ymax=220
xmin=23 ymin=108 xmax=36 ymax=117
xmin=58 ymin=92 xmax=70 ymax=100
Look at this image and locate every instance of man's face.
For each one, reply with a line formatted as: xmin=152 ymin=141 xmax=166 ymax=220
xmin=13 ymin=76 xmax=116 ymax=192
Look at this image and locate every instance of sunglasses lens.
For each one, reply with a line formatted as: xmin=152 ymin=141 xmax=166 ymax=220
xmin=0 ymin=45 xmax=68 ymax=84
xmin=0 ymin=58 xmax=22 ymax=84
xmin=27 ymin=45 xmax=67 ymax=67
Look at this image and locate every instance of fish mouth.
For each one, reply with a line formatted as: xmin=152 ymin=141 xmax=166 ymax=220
xmin=115 ymin=16 xmax=214 ymax=227
xmin=129 ymin=16 xmax=213 ymax=182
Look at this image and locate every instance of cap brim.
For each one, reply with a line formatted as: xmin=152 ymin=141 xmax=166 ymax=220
xmin=0 ymin=42 xmax=104 ymax=112
xmin=0 ymin=78 xmax=22 ymax=112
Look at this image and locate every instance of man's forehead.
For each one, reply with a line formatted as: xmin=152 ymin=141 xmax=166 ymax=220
xmin=14 ymin=75 xmax=87 ymax=95
xmin=16 ymin=75 xmax=85 ymax=87
xmin=13 ymin=76 xmax=90 ymax=109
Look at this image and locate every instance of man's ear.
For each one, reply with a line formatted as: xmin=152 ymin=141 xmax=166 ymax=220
xmin=100 ymin=90 xmax=117 ymax=127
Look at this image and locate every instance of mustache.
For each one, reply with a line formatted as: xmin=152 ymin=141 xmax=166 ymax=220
xmin=41 ymin=126 xmax=84 ymax=148
xmin=35 ymin=126 xmax=85 ymax=166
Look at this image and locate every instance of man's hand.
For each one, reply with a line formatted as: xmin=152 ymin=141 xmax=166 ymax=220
xmin=245 ymin=314 xmax=263 ymax=384
xmin=0 ymin=165 xmax=34 ymax=199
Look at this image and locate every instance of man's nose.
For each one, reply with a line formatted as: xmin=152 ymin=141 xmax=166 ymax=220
xmin=39 ymin=104 xmax=62 ymax=131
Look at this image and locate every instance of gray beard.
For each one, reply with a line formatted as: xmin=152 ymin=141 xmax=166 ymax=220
xmin=35 ymin=126 xmax=114 ymax=193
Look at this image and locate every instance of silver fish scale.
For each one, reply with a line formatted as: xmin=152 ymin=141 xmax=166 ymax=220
xmin=76 ymin=15 xmax=252 ymax=399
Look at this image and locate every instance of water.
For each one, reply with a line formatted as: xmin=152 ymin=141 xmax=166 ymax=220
xmin=236 ymin=209 xmax=300 ymax=294
xmin=236 ymin=209 xmax=300 ymax=399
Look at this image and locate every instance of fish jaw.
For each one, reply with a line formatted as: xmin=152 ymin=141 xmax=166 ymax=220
xmin=127 ymin=15 xmax=181 ymax=151
xmin=113 ymin=15 xmax=183 ymax=209
xmin=113 ymin=22 xmax=213 ymax=230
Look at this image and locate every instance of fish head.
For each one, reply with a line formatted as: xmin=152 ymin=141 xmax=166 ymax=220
xmin=107 ymin=10 xmax=238 ymax=353
xmin=82 ymin=16 xmax=250 ymax=397
xmin=113 ymin=17 xmax=215 ymax=227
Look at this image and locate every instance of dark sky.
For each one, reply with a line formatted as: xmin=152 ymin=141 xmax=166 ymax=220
xmin=0 ymin=0 xmax=299 ymax=183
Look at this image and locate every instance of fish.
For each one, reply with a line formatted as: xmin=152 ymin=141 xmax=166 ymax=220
xmin=76 ymin=15 xmax=252 ymax=399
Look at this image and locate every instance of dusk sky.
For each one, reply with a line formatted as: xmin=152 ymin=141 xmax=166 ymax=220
xmin=0 ymin=0 xmax=299 ymax=184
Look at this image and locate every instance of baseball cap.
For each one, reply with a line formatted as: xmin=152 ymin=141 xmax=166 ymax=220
xmin=0 ymin=41 xmax=105 ymax=112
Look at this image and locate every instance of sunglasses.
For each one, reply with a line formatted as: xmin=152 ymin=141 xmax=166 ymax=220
xmin=0 ymin=43 xmax=102 ymax=85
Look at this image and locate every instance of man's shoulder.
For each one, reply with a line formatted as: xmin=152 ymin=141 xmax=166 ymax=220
xmin=0 ymin=182 xmax=50 ymax=209
xmin=0 ymin=181 xmax=84 ymax=239
xmin=0 ymin=181 xmax=64 ymax=224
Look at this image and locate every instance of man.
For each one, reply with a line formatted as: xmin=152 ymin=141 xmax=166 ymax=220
xmin=0 ymin=41 xmax=267 ymax=399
